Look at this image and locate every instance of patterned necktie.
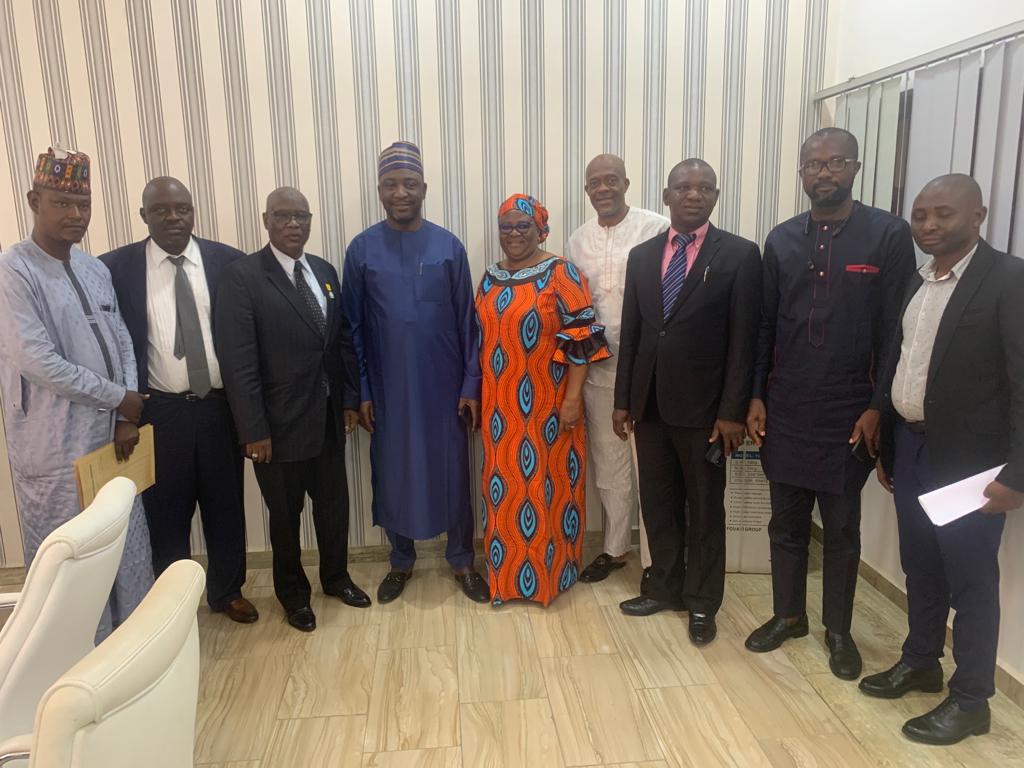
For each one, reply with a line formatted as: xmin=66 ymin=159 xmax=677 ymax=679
xmin=168 ymin=256 xmax=212 ymax=398
xmin=662 ymin=232 xmax=695 ymax=318
xmin=293 ymin=261 xmax=326 ymax=336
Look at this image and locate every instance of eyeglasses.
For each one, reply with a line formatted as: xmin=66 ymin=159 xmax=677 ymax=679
xmin=799 ymin=156 xmax=856 ymax=175
xmin=269 ymin=211 xmax=313 ymax=224
xmin=498 ymin=221 xmax=535 ymax=235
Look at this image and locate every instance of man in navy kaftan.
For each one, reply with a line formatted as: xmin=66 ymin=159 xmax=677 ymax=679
xmin=341 ymin=141 xmax=488 ymax=604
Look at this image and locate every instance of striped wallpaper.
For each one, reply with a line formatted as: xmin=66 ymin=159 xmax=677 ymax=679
xmin=0 ymin=0 xmax=828 ymax=564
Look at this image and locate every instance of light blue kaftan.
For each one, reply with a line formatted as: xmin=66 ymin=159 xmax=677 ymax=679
xmin=0 ymin=238 xmax=154 ymax=640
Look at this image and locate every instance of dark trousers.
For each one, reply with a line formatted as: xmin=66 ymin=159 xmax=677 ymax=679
xmin=385 ymin=514 xmax=475 ymax=572
xmin=142 ymin=391 xmax=246 ymax=610
xmin=767 ymin=454 xmax=871 ymax=633
xmin=634 ymin=414 xmax=726 ymax=614
xmin=894 ymin=422 xmax=1005 ymax=709
xmin=253 ymin=411 xmax=351 ymax=613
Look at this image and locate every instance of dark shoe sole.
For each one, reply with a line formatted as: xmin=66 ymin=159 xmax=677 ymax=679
xmin=224 ymin=611 xmax=259 ymax=624
xmin=744 ymin=624 xmax=809 ymax=653
xmin=902 ymin=720 xmax=990 ymax=746
xmin=620 ymin=603 xmax=686 ymax=617
xmin=859 ymin=680 xmax=945 ymax=700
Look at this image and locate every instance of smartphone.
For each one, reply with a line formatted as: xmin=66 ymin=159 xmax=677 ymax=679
xmin=705 ymin=442 xmax=725 ymax=468
xmin=851 ymin=436 xmax=871 ymax=463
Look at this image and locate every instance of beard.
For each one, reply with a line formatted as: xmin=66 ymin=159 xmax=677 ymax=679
xmin=809 ymin=182 xmax=853 ymax=208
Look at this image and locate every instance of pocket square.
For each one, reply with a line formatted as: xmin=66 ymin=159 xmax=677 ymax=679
xmin=845 ymin=264 xmax=880 ymax=274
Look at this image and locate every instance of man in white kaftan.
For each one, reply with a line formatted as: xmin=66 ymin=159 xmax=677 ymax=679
xmin=0 ymin=148 xmax=153 ymax=640
xmin=566 ymin=154 xmax=669 ymax=590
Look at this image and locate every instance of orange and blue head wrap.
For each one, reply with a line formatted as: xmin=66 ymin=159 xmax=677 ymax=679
xmin=498 ymin=194 xmax=549 ymax=241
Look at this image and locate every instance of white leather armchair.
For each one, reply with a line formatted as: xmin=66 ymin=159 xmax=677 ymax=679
xmin=0 ymin=477 xmax=136 ymax=744
xmin=0 ymin=559 xmax=205 ymax=767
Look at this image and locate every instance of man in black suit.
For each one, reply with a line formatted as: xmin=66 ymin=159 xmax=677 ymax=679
xmin=862 ymin=174 xmax=1024 ymax=745
xmin=101 ymin=177 xmax=256 ymax=624
xmin=215 ymin=186 xmax=370 ymax=632
xmin=613 ymin=159 xmax=761 ymax=646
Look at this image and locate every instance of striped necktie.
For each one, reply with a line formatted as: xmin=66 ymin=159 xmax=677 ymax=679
xmin=662 ymin=232 xmax=695 ymax=318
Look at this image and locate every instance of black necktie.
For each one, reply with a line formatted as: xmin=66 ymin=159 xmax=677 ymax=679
xmin=293 ymin=261 xmax=326 ymax=336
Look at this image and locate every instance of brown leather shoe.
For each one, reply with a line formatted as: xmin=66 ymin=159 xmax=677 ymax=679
xmin=221 ymin=597 xmax=259 ymax=624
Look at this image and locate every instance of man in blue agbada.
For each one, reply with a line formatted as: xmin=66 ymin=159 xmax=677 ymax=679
xmin=342 ymin=141 xmax=488 ymax=604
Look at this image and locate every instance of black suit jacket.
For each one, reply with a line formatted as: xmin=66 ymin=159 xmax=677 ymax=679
xmin=100 ymin=236 xmax=243 ymax=393
xmin=880 ymin=240 xmax=1024 ymax=491
xmin=614 ymin=224 xmax=762 ymax=427
xmin=213 ymin=246 xmax=360 ymax=462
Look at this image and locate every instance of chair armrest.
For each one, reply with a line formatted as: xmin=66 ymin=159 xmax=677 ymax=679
xmin=0 ymin=592 xmax=20 ymax=611
xmin=0 ymin=732 xmax=31 ymax=765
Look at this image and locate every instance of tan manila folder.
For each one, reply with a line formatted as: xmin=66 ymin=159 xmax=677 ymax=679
xmin=74 ymin=423 xmax=156 ymax=509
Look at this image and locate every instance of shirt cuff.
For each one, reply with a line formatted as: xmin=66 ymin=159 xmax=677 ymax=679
xmin=460 ymin=374 xmax=482 ymax=401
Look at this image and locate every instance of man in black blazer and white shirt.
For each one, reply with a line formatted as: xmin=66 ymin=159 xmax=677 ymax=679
xmin=613 ymin=159 xmax=761 ymax=646
xmin=101 ymin=177 xmax=255 ymax=625
xmin=863 ymin=174 xmax=1024 ymax=745
xmin=215 ymin=186 xmax=370 ymax=632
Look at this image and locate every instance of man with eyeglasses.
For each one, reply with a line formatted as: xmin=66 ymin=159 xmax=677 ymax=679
xmin=341 ymin=142 xmax=487 ymax=605
xmin=102 ymin=177 xmax=256 ymax=625
xmin=565 ymin=154 xmax=668 ymax=591
xmin=215 ymin=186 xmax=370 ymax=632
xmin=744 ymin=128 xmax=916 ymax=679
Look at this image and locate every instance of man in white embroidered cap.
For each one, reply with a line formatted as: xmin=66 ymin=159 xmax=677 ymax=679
xmin=0 ymin=146 xmax=154 ymax=641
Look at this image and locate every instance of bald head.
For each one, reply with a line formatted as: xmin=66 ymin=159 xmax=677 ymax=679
xmin=910 ymin=173 xmax=987 ymax=259
xmin=584 ymin=154 xmax=630 ymax=224
xmin=801 ymin=127 xmax=858 ymax=161
xmin=140 ymin=176 xmax=194 ymax=254
xmin=664 ymin=158 xmax=719 ymax=232
xmin=667 ymin=158 xmax=717 ymax=188
xmin=266 ymin=186 xmax=309 ymax=212
xmin=264 ymin=186 xmax=312 ymax=257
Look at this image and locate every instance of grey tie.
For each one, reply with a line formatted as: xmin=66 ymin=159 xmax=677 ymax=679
xmin=168 ymin=255 xmax=212 ymax=398
xmin=293 ymin=261 xmax=326 ymax=336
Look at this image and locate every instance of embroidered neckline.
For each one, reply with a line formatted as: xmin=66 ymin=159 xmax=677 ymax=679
xmin=486 ymin=256 xmax=559 ymax=282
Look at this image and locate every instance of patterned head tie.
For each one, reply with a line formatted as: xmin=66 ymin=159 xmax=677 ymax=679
xmin=498 ymin=194 xmax=550 ymax=242
xmin=34 ymin=146 xmax=91 ymax=194
xmin=378 ymin=141 xmax=423 ymax=178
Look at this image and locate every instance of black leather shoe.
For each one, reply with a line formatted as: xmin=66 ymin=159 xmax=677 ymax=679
xmin=455 ymin=571 xmax=489 ymax=603
xmin=287 ymin=606 xmax=316 ymax=632
xmin=640 ymin=567 xmax=652 ymax=596
xmin=326 ymin=581 xmax=371 ymax=608
xmin=859 ymin=661 xmax=944 ymax=699
xmin=377 ymin=571 xmax=412 ymax=604
xmin=688 ymin=612 xmax=717 ymax=646
xmin=580 ymin=553 xmax=627 ymax=583
xmin=619 ymin=595 xmax=685 ymax=616
xmin=825 ymin=631 xmax=862 ymax=680
xmin=902 ymin=696 xmax=990 ymax=745
xmin=744 ymin=615 xmax=809 ymax=652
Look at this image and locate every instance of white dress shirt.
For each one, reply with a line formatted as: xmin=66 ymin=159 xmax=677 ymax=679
xmin=565 ymin=207 xmax=670 ymax=387
xmin=270 ymin=244 xmax=327 ymax=315
xmin=145 ymin=236 xmax=222 ymax=392
xmin=891 ymin=243 xmax=978 ymax=423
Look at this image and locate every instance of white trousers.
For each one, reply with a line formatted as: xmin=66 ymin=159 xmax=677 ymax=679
xmin=583 ymin=381 xmax=651 ymax=566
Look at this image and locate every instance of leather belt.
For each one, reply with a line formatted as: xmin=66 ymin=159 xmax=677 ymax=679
xmin=148 ymin=388 xmax=226 ymax=402
xmin=904 ymin=421 xmax=926 ymax=434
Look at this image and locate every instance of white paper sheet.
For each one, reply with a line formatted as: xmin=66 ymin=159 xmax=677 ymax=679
xmin=917 ymin=464 xmax=1007 ymax=526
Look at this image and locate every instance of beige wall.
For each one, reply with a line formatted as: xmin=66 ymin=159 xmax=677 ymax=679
xmin=0 ymin=0 xmax=828 ymax=564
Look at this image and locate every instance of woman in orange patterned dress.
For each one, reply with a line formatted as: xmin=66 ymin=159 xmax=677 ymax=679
xmin=476 ymin=195 xmax=610 ymax=606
